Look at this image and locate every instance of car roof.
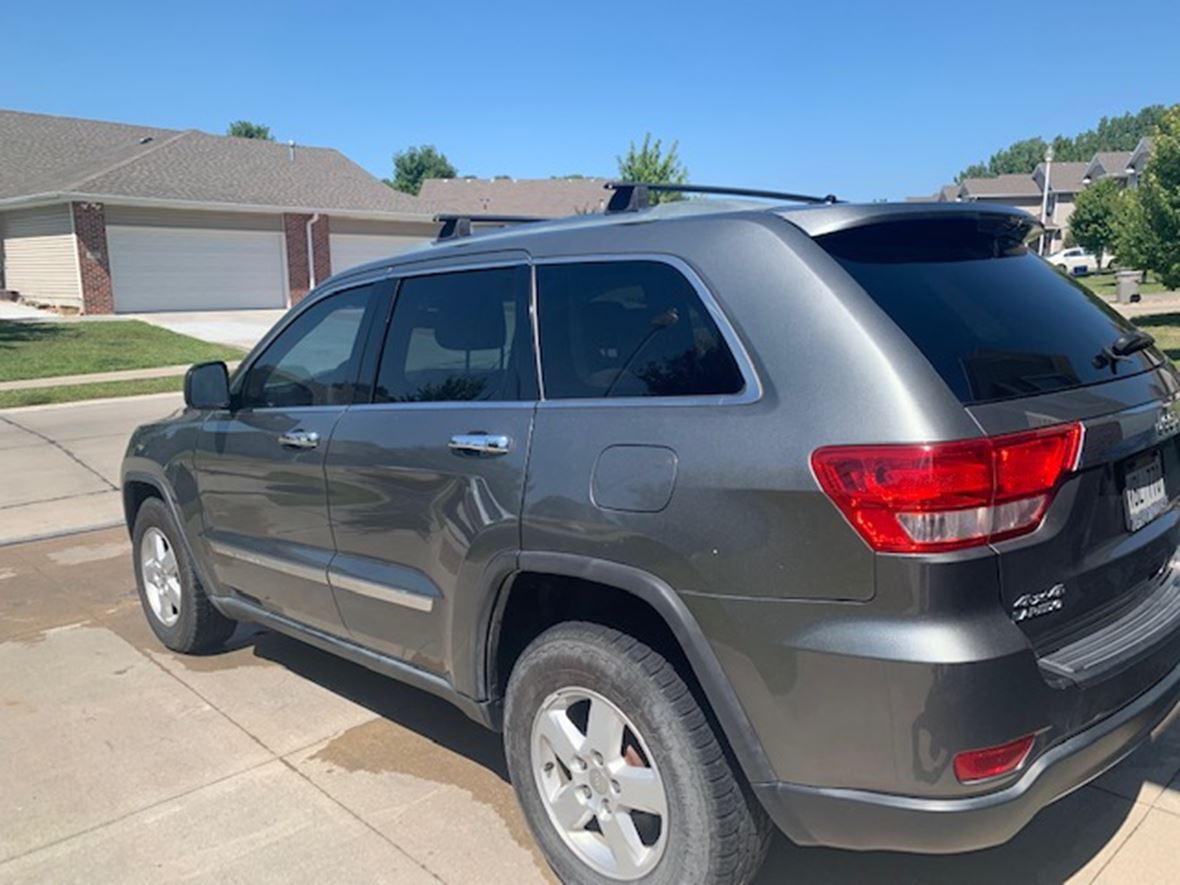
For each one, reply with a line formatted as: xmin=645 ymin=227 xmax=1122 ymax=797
xmin=329 ymin=197 xmax=1040 ymax=285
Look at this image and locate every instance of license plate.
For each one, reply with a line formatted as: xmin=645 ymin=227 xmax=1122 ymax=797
xmin=1124 ymin=451 xmax=1168 ymax=532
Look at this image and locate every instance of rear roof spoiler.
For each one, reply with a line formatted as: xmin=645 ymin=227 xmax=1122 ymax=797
xmin=778 ymin=201 xmax=1041 ymax=239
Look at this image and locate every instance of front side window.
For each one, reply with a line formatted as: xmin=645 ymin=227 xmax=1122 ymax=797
xmin=536 ymin=261 xmax=745 ymax=399
xmin=374 ymin=266 xmax=536 ymax=402
xmin=240 ymin=285 xmax=374 ymax=408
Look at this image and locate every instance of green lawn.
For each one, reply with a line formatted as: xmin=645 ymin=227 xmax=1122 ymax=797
xmin=1132 ymin=313 xmax=1180 ymax=360
xmin=0 ymin=375 xmax=183 ymax=409
xmin=1080 ymin=271 xmax=1170 ymax=299
xmin=0 ymin=320 xmax=243 ymax=382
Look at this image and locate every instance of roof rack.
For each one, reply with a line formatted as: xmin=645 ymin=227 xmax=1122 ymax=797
xmin=434 ymin=213 xmax=551 ymax=241
xmin=604 ymin=181 xmax=840 ymax=213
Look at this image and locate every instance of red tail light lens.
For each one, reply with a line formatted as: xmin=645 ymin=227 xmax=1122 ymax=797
xmin=811 ymin=423 xmax=1082 ymax=553
xmin=953 ymin=734 xmax=1035 ymax=783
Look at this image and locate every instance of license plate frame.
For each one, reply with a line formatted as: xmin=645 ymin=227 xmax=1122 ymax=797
xmin=1124 ymin=450 xmax=1169 ymax=532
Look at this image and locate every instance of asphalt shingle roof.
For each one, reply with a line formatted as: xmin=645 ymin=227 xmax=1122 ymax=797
xmin=1034 ymin=161 xmax=1088 ymax=194
xmin=0 ymin=109 xmax=426 ymax=216
xmin=1084 ymin=151 xmax=1134 ymax=180
xmin=958 ymin=173 xmax=1042 ymax=199
xmin=418 ymin=177 xmax=612 ymax=217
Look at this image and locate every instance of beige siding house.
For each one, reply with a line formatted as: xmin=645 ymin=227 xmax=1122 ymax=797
xmin=0 ymin=109 xmax=440 ymax=313
xmin=0 ymin=205 xmax=81 ymax=307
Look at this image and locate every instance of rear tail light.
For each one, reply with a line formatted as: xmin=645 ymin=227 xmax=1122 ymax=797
xmin=811 ymin=423 xmax=1082 ymax=553
xmin=953 ymin=734 xmax=1035 ymax=783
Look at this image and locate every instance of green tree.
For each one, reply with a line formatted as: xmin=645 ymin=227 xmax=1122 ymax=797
xmin=384 ymin=145 xmax=457 ymax=195
xmin=1069 ymin=177 xmax=1126 ymax=261
xmin=616 ymin=134 xmax=688 ymax=204
xmin=226 ymin=120 xmax=274 ymax=140
xmin=1117 ymin=106 xmax=1180 ymax=288
xmin=955 ymin=105 xmax=1166 ymax=180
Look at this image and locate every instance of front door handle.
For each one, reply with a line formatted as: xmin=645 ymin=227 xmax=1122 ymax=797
xmin=278 ymin=430 xmax=320 ymax=450
xmin=449 ymin=433 xmax=511 ymax=456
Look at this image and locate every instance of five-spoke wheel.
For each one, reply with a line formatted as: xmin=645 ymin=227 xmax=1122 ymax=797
xmin=532 ymin=687 xmax=668 ymax=879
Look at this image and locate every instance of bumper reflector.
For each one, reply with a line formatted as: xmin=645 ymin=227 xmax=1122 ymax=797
xmin=953 ymin=734 xmax=1036 ymax=783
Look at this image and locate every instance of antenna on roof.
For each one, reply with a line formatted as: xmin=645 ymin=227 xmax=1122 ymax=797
xmin=604 ymin=181 xmax=840 ymax=213
xmin=288 ymin=140 xmax=295 ymax=163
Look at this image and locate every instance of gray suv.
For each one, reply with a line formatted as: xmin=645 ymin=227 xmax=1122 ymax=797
xmin=123 ymin=184 xmax=1180 ymax=884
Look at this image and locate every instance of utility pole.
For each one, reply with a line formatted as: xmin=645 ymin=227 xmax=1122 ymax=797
xmin=1039 ymin=145 xmax=1054 ymax=255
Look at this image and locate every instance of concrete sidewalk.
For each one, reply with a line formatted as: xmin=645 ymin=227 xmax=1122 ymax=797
xmin=2 ymin=526 xmax=1179 ymax=883
xmin=0 ymin=394 xmax=182 ymax=545
xmin=0 ymin=362 xmax=240 ymax=392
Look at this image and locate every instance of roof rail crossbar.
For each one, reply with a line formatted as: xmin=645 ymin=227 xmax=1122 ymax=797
xmin=434 ymin=213 xmax=551 ymax=241
xmin=604 ymin=181 xmax=840 ymax=213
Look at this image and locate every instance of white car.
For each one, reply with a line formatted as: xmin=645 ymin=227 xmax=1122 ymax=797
xmin=1047 ymin=247 xmax=1100 ymax=276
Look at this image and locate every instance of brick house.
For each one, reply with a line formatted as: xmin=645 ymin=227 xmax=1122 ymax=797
xmin=0 ymin=109 xmax=440 ymax=313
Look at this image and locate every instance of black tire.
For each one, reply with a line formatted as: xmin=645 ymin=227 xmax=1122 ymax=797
xmin=132 ymin=497 xmax=235 ymax=653
xmin=504 ymin=622 xmax=772 ymax=885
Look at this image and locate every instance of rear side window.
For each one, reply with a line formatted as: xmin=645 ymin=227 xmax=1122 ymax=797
xmin=536 ymin=261 xmax=744 ymax=399
xmin=374 ymin=266 xmax=536 ymax=402
xmin=817 ymin=218 xmax=1159 ymax=404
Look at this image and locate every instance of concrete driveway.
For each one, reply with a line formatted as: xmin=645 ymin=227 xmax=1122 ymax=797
xmin=0 ymin=394 xmax=183 ymax=545
xmin=127 ymin=309 xmax=286 ymax=351
xmin=1 ymin=527 xmax=1179 ymax=883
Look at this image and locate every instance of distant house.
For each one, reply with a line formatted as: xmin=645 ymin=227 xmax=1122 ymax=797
xmin=1125 ymin=137 xmax=1154 ymax=188
xmin=1082 ymin=150 xmax=1135 ymax=188
xmin=911 ymin=137 xmax=1157 ymax=253
xmin=418 ymin=177 xmax=612 ymax=218
xmin=957 ymin=173 xmax=1043 ymax=215
xmin=0 ymin=109 xmax=439 ymax=313
xmin=1032 ymin=161 xmax=1088 ymax=252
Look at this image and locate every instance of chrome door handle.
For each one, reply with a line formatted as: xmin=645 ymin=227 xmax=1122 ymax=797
xmin=449 ymin=433 xmax=511 ymax=456
xmin=278 ymin=430 xmax=320 ymax=449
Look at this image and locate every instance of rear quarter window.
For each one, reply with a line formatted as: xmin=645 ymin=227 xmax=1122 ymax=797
xmin=535 ymin=260 xmax=745 ymax=399
xmin=816 ymin=217 xmax=1160 ymax=404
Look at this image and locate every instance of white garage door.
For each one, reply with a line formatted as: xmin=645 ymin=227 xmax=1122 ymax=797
xmin=330 ymin=233 xmax=423 ymax=274
xmin=108 ymin=225 xmax=287 ymax=312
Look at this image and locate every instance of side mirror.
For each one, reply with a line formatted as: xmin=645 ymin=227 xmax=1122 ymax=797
xmin=184 ymin=361 xmax=231 ymax=409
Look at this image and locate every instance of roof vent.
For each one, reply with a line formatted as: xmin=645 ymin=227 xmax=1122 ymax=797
xmin=138 ymin=136 xmax=153 ymax=145
xmin=288 ymin=139 xmax=295 ymax=162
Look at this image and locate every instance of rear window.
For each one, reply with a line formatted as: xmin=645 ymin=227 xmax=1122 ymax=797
xmin=816 ymin=217 xmax=1160 ymax=404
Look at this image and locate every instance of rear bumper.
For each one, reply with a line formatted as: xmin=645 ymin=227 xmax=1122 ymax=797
xmin=754 ymin=659 xmax=1180 ymax=854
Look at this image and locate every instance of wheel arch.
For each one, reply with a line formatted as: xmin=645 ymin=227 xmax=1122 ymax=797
xmin=480 ymin=551 xmax=777 ymax=785
xmin=122 ymin=465 xmax=221 ymax=602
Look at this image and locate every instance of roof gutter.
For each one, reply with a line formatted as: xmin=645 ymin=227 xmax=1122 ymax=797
xmin=305 ymin=213 xmax=321 ymax=289
xmin=0 ymin=191 xmax=437 ymax=226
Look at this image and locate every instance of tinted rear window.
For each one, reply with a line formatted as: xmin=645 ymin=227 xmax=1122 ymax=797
xmin=817 ymin=218 xmax=1160 ymax=404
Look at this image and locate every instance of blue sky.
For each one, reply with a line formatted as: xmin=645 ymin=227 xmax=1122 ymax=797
xmin=4 ymin=0 xmax=1178 ymax=201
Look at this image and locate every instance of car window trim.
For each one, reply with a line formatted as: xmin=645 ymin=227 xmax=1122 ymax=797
xmin=334 ymin=253 xmax=761 ymax=411
xmin=531 ymin=253 xmax=762 ymax=409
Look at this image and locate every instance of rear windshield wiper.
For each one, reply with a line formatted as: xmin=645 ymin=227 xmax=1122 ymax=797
xmin=1093 ymin=330 xmax=1155 ymax=369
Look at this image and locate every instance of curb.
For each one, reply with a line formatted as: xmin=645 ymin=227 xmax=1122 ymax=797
xmin=0 ymin=391 xmax=183 ymax=415
xmin=0 ymin=519 xmax=125 ymax=549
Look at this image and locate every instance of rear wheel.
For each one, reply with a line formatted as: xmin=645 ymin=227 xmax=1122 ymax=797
xmin=132 ymin=497 xmax=235 ymax=652
xmin=504 ymin=622 xmax=771 ymax=885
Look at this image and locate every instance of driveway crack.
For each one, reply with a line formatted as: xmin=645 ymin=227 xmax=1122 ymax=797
xmin=0 ymin=414 xmax=117 ymax=491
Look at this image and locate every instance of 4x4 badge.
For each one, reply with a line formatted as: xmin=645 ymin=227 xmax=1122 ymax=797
xmin=1011 ymin=584 xmax=1066 ymax=622
xmin=1155 ymin=406 xmax=1180 ymax=442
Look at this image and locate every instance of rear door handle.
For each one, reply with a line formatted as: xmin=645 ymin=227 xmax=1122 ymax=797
xmin=449 ymin=433 xmax=511 ymax=456
xmin=278 ymin=430 xmax=320 ymax=449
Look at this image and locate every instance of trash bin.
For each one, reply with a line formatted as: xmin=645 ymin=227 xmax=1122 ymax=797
xmin=1116 ymin=270 xmax=1141 ymax=304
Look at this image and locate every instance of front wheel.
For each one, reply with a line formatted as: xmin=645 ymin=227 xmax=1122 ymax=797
xmin=504 ymin=622 xmax=771 ymax=885
xmin=132 ymin=497 xmax=236 ymax=653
